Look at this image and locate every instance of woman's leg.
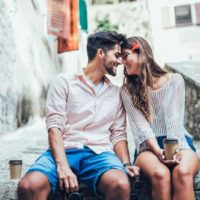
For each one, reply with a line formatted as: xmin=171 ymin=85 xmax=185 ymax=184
xmin=172 ymin=149 xmax=199 ymax=200
xmin=135 ymin=151 xmax=171 ymax=200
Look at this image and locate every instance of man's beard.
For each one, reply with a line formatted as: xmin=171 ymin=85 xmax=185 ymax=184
xmin=104 ymin=64 xmax=116 ymax=76
xmin=103 ymin=58 xmax=117 ymax=76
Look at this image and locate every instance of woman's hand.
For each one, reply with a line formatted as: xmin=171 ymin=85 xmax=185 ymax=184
xmin=154 ymin=148 xmax=165 ymax=161
xmin=155 ymin=148 xmax=181 ymax=166
xmin=124 ymin=165 xmax=140 ymax=177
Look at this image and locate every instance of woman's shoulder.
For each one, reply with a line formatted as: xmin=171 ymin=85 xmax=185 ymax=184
xmin=120 ymin=86 xmax=132 ymax=103
xmin=170 ymin=72 xmax=184 ymax=86
xmin=120 ymin=86 xmax=130 ymax=96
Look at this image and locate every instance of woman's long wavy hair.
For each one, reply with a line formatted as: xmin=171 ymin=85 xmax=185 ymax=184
xmin=122 ymin=36 xmax=168 ymax=122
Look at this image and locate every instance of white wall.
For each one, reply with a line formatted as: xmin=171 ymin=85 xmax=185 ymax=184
xmin=148 ymin=0 xmax=200 ymax=66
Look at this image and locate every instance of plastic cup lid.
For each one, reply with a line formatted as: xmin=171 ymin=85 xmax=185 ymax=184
xmin=9 ymin=160 xmax=23 ymax=165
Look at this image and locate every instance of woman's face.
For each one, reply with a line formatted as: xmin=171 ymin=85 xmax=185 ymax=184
xmin=122 ymin=49 xmax=141 ymax=75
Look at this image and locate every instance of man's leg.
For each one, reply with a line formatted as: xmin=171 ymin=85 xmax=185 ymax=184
xmin=18 ymin=172 xmax=51 ymax=200
xmin=79 ymin=148 xmax=130 ymax=200
xmin=97 ymin=169 xmax=130 ymax=200
xmin=17 ymin=150 xmax=59 ymax=200
xmin=18 ymin=149 xmax=83 ymax=200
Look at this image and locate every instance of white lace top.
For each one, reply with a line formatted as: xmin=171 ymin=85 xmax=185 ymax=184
xmin=120 ymin=73 xmax=191 ymax=153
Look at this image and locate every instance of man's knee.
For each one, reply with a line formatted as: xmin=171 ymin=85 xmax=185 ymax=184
xmin=18 ymin=176 xmax=40 ymax=194
xmin=18 ymin=172 xmax=50 ymax=196
xmin=104 ymin=173 xmax=130 ymax=194
xmin=112 ymin=177 xmax=130 ymax=193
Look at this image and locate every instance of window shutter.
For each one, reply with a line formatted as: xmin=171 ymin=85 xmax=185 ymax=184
xmin=58 ymin=0 xmax=79 ymax=53
xmin=161 ymin=7 xmax=173 ymax=28
xmin=195 ymin=2 xmax=200 ymax=25
xmin=47 ymin=0 xmax=70 ymax=39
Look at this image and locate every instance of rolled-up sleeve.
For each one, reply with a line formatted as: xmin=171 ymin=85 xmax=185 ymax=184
xmin=45 ymin=74 xmax=68 ymax=133
xmin=109 ymin=95 xmax=127 ymax=146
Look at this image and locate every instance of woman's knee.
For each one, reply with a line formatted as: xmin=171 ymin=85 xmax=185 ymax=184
xmin=151 ymin=167 xmax=170 ymax=186
xmin=173 ymin=166 xmax=193 ymax=186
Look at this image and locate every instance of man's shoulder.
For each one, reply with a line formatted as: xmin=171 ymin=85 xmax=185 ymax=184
xmin=108 ymin=83 xmax=120 ymax=93
xmin=52 ymin=72 xmax=77 ymax=84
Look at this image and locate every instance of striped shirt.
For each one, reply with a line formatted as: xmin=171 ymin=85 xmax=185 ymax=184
xmin=120 ymin=73 xmax=191 ymax=153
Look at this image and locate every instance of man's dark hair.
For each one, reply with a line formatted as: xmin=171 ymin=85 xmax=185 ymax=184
xmin=87 ymin=31 xmax=126 ymax=62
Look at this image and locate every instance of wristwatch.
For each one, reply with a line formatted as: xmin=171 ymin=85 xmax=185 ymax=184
xmin=123 ymin=162 xmax=133 ymax=167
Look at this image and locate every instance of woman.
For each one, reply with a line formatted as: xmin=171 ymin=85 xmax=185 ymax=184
xmin=120 ymin=36 xmax=199 ymax=200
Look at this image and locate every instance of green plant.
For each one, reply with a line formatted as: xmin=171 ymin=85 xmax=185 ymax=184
xmin=96 ymin=16 xmax=118 ymax=31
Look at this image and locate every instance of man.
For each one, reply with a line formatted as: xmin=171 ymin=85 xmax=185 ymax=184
xmin=17 ymin=31 xmax=139 ymax=200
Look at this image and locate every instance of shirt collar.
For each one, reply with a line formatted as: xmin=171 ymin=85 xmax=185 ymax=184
xmin=74 ymin=70 xmax=112 ymax=86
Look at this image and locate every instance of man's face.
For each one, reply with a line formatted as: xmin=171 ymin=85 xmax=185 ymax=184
xmin=103 ymin=44 xmax=122 ymax=76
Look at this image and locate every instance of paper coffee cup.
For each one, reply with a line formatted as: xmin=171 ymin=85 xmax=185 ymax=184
xmin=9 ymin=160 xmax=23 ymax=179
xmin=163 ymin=139 xmax=178 ymax=160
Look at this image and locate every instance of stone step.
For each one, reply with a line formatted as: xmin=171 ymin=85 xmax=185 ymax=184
xmin=1 ymin=171 xmax=200 ymax=200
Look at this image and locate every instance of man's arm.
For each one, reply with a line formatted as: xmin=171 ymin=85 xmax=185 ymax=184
xmin=114 ymin=140 xmax=140 ymax=177
xmin=46 ymin=75 xmax=78 ymax=193
xmin=113 ymin=140 xmax=130 ymax=164
xmin=48 ymin=128 xmax=78 ymax=193
xmin=110 ymin=95 xmax=140 ymax=177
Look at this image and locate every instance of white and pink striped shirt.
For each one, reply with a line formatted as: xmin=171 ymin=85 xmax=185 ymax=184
xmin=46 ymin=72 xmax=127 ymax=154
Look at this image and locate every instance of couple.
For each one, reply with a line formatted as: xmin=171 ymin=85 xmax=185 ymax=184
xmin=18 ymin=31 xmax=199 ymax=200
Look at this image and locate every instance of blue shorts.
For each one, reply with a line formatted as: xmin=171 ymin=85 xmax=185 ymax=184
xmin=26 ymin=146 xmax=126 ymax=195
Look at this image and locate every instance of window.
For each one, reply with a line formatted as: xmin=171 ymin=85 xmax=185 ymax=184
xmin=175 ymin=5 xmax=192 ymax=26
xmin=195 ymin=3 xmax=200 ymax=25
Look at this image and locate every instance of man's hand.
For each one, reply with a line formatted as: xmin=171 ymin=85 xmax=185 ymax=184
xmin=125 ymin=165 xmax=140 ymax=177
xmin=57 ymin=162 xmax=79 ymax=193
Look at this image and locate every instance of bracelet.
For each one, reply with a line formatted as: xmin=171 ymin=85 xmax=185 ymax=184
xmin=123 ymin=162 xmax=132 ymax=167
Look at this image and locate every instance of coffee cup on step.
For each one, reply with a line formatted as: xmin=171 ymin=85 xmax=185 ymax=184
xmin=163 ymin=139 xmax=178 ymax=160
xmin=9 ymin=160 xmax=23 ymax=179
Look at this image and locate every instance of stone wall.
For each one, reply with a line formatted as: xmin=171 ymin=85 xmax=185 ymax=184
xmin=165 ymin=61 xmax=200 ymax=139
xmin=0 ymin=0 xmax=59 ymax=135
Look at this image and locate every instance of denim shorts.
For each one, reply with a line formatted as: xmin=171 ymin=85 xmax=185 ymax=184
xmin=26 ymin=146 xmax=126 ymax=195
xmin=134 ymin=135 xmax=196 ymax=161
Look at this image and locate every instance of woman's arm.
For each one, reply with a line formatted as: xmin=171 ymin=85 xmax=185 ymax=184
xmin=120 ymin=89 xmax=159 ymax=154
xmin=164 ymin=74 xmax=189 ymax=149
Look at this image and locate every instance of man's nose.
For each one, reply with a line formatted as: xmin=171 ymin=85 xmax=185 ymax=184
xmin=122 ymin=58 xmax=126 ymax=65
xmin=117 ymin=57 xmax=122 ymax=64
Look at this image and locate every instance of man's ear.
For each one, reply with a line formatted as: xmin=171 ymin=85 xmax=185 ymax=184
xmin=97 ymin=48 xmax=105 ymax=58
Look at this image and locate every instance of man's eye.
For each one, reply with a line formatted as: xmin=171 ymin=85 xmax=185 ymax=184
xmin=122 ymin=54 xmax=128 ymax=59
